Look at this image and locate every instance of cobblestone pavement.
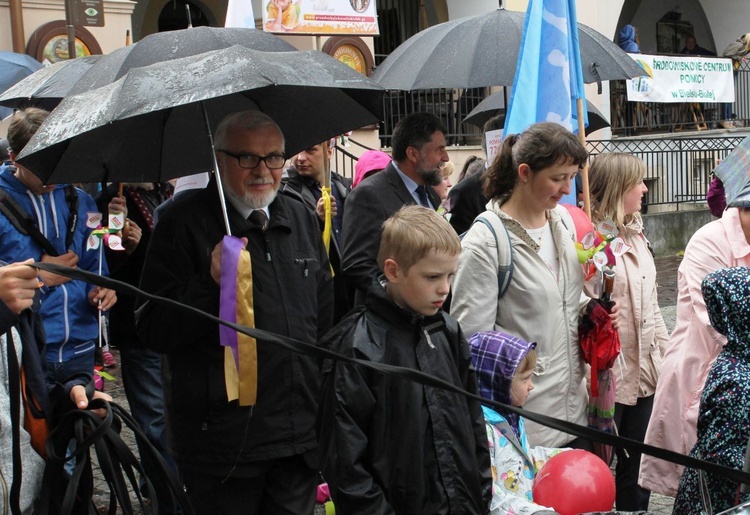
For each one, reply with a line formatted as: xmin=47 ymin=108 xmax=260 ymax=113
xmin=89 ymin=255 xmax=686 ymax=513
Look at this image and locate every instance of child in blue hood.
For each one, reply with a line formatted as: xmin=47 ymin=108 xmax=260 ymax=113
xmin=470 ymin=331 xmax=568 ymax=514
xmin=674 ymin=267 xmax=750 ymax=513
xmin=618 ymin=25 xmax=641 ymax=53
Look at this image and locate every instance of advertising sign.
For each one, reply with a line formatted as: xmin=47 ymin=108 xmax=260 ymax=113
xmin=262 ymin=0 xmax=378 ymax=35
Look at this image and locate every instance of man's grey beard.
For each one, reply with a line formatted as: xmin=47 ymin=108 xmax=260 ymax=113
xmin=418 ymin=168 xmax=443 ymax=187
xmin=224 ymin=183 xmax=278 ymax=209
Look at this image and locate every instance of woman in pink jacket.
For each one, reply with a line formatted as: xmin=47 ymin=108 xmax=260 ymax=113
xmin=588 ymin=153 xmax=669 ymax=511
xmin=638 ymin=205 xmax=750 ymax=497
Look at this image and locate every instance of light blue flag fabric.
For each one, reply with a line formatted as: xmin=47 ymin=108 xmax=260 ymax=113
xmin=503 ymin=0 xmax=589 ymax=140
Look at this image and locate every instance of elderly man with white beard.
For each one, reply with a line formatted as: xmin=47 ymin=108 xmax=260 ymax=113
xmin=137 ymin=110 xmax=333 ymax=514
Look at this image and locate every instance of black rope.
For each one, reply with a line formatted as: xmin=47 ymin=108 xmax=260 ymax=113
xmin=35 ymin=397 xmax=194 ymax=515
xmin=30 ymin=262 xmax=750 ymax=487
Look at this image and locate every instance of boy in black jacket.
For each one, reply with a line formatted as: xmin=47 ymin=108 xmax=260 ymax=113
xmin=318 ymin=205 xmax=492 ymax=514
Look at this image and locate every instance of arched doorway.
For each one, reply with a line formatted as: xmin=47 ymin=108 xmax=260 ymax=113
xmin=158 ymin=0 xmax=211 ymax=32
xmin=616 ymin=0 xmax=714 ymax=55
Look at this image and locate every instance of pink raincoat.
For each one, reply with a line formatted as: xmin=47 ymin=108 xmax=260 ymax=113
xmin=638 ymin=208 xmax=750 ymax=496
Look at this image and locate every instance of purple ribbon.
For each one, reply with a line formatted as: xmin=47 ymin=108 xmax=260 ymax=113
xmin=219 ymin=235 xmax=244 ymax=366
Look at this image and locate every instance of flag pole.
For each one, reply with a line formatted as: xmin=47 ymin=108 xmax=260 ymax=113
xmin=577 ymin=97 xmax=591 ymax=219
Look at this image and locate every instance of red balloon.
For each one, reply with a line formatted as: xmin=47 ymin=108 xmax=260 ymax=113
xmin=561 ymin=203 xmax=595 ymax=242
xmin=532 ymin=449 xmax=615 ymax=515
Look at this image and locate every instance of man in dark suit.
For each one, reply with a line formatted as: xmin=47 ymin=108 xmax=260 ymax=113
xmin=341 ymin=112 xmax=447 ymax=301
xmin=447 ymin=114 xmax=504 ymax=235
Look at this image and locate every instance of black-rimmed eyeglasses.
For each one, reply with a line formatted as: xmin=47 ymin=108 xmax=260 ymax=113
xmin=217 ymin=149 xmax=287 ymax=170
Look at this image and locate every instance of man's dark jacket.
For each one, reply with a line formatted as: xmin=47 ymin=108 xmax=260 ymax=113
xmin=137 ymin=181 xmax=333 ymax=476
xmin=280 ymin=168 xmax=352 ymax=322
xmin=317 ymin=279 xmax=492 ymax=514
xmin=96 ymin=184 xmax=171 ymax=348
xmin=447 ymin=170 xmax=487 ymax=235
xmin=341 ymin=163 xmax=440 ymax=300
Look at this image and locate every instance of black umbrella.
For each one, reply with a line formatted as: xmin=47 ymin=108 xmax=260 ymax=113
xmin=18 ymin=46 xmax=384 ymax=187
xmin=463 ymin=90 xmax=610 ymax=135
xmin=68 ymin=26 xmax=297 ymax=94
xmin=0 ymin=55 xmax=102 ymax=110
xmin=371 ymin=8 xmax=644 ymax=90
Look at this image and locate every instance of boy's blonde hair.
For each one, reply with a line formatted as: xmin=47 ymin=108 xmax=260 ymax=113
xmin=589 ymin=152 xmax=646 ymax=228
xmin=377 ymin=205 xmax=461 ymax=273
xmin=515 ymin=348 xmax=538 ymax=378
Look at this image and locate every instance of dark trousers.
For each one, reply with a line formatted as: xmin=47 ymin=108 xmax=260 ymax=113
xmin=613 ymin=395 xmax=654 ymax=511
xmin=180 ymin=454 xmax=317 ymax=515
xmin=567 ymin=436 xmax=595 ymax=452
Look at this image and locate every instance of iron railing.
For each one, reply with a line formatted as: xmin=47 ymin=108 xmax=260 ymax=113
xmin=379 ymin=88 xmax=490 ymax=148
xmin=333 ymin=135 xmax=745 ymax=210
xmin=587 ymin=135 xmax=744 ymax=209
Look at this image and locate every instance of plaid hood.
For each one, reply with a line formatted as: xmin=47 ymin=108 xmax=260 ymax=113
xmin=468 ymin=331 xmax=536 ymax=406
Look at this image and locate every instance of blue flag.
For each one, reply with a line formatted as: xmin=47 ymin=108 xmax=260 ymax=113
xmin=503 ymin=0 xmax=588 ymax=138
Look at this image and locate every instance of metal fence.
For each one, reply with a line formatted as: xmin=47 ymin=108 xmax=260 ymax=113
xmin=334 ymin=134 xmax=745 ymax=210
xmin=379 ymin=88 xmax=490 ymax=148
xmin=587 ymin=135 xmax=744 ymax=210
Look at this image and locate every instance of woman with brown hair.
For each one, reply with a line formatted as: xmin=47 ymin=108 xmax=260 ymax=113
xmin=451 ymin=122 xmax=592 ymax=449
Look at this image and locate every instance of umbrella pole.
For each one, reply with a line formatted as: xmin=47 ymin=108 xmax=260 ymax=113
xmin=577 ymin=97 xmax=591 ymax=219
xmin=201 ymin=101 xmax=232 ymax=236
xmin=323 ymin=140 xmax=331 ymax=189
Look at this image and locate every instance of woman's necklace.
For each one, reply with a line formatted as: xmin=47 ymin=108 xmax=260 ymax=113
xmin=526 ymin=224 xmax=546 ymax=248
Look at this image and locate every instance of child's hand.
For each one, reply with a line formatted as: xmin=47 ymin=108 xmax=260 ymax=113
xmin=0 ymin=260 xmax=39 ymax=314
xmin=88 ymin=286 xmax=117 ymax=311
xmin=70 ymin=385 xmax=113 ymax=418
xmin=38 ymin=251 xmax=78 ymax=287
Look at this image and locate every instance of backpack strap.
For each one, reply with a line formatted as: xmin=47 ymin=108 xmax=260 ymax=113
xmin=63 ymin=185 xmax=78 ymax=252
xmin=6 ymin=330 xmax=23 ymax=515
xmin=471 ymin=211 xmax=514 ymax=299
xmin=0 ymin=186 xmax=79 ymax=257
xmin=0 ymin=189 xmax=59 ymax=256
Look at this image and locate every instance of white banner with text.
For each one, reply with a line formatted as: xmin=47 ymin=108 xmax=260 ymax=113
xmin=625 ymin=54 xmax=735 ymax=103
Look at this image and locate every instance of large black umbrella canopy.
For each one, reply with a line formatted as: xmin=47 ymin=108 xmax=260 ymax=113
xmin=371 ymin=8 xmax=644 ymax=90
xmin=18 ymin=46 xmax=384 ymax=185
xmin=463 ymin=90 xmax=610 ymax=135
xmin=0 ymin=55 xmax=103 ymax=110
xmin=68 ymin=27 xmax=296 ymax=94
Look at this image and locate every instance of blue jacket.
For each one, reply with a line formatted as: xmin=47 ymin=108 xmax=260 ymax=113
xmin=617 ymin=25 xmax=641 ymax=53
xmin=0 ymin=165 xmax=107 ymax=363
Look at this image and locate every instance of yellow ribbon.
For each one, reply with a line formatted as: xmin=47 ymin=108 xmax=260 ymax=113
xmin=321 ymin=186 xmax=334 ymax=277
xmin=224 ymin=247 xmax=258 ymax=406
